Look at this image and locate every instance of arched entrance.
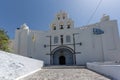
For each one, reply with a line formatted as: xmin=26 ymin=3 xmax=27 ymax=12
xmin=52 ymin=46 xmax=74 ymax=65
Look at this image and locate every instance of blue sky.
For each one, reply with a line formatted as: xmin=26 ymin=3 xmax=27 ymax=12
xmin=0 ymin=0 xmax=120 ymax=39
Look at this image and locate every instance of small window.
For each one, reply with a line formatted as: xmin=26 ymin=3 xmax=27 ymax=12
xmin=58 ymin=17 xmax=60 ymax=20
xmin=67 ymin=25 xmax=70 ymax=29
xmin=52 ymin=24 xmax=56 ymax=30
xmin=54 ymin=36 xmax=58 ymax=44
xmin=66 ymin=35 xmax=71 ymax=42
xmin=53 ymin=26 xmax=56 ymax=30
xmin=60 ymin=25 xmax=63 ymax=29
xmin=60 ymin=35 xmax=63 ymax=44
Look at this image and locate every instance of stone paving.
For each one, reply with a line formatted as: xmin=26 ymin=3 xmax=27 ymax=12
xmin=19 ymin=67 xmax=111 ymax=80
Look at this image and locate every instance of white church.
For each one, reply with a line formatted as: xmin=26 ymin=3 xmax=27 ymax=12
xmin=14 ymin=11 xmax=120 ymax=65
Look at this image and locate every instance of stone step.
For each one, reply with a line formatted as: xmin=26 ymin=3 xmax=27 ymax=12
xmin=42 ymin=65 xmax=85 ymax=69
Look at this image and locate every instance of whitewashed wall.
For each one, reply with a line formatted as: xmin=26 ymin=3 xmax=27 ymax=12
xmin=14 ymin=14 xmax=120 ymax=65
xmin=87 ymin=62 xmax=120 ymax=80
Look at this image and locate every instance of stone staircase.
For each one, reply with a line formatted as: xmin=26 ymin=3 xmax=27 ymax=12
xmin=19 ymin=65 xmax=111 ymax=80
xmin=42 ymin=65 xmax=85 ymax=69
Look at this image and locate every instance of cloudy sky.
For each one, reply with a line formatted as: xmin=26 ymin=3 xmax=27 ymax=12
xmin=0 ymin=0 xmax=120 ymax=38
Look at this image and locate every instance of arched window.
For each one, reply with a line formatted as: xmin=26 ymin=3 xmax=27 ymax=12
xmin=58 ymin=17 xmax=60 ymax=20
xmin=52 ymin=24 xmax=56 ymax=30
xmin=67 ymin=21 xmax=71 ymax=29
xmin=60 ymin=25 xmax=64 ymax=29
xmin=66 ymin=35 xmax=71 ymax=42
xmin=53 ymin=26 xmax=56 ymax=30
xmin=67 ymin=25 xmax=70 ymax=29
xmin=62 ymin=12 xmax=66 ymax=20
xmin=54 ymin=36 xmax=58 ymax=44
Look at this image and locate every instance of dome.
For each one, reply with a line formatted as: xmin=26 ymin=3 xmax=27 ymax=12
xmin=20 ymin=23 xmax=29 ymax=30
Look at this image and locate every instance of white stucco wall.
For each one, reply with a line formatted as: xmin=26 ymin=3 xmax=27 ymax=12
xmin=14 ymin=12 xmax=120 ymax=65
xmin=100 ymin=20 xmax=120 ymax=61
xmin=0 ymin=50 xmax=43 ymax=80
xmin=87 ymin=62 xmax=120 ymax=80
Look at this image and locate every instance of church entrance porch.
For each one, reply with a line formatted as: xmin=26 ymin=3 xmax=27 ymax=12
xmin=51 ymin=46 xmax=74 ymax=65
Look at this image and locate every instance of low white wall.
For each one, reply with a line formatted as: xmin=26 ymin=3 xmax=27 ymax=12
xmin=0 ymin=51 xmax=44 ymax=80
xmin=87 ymin=62 xmax=120 ymax=80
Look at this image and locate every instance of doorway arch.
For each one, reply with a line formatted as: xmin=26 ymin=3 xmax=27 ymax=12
xmin=52 ymin=46 xmax=74 ymax=65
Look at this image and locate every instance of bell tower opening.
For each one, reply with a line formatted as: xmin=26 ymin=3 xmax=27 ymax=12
xmin=59 ymin=56 xmax=66 ymax=65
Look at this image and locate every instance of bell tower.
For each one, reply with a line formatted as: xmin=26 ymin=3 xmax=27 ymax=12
xmin=50 ymin=11 xmax=74 ymax=31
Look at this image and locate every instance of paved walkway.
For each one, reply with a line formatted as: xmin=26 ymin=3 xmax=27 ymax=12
xmin=20 ymin=66 xmax=110 ymax=80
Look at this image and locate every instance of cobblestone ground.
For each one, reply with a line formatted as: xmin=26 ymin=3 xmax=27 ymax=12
xmin=20 ymin=68 xmax=111 ymax=80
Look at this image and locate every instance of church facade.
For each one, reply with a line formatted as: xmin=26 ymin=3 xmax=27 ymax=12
xmin=14 ymin=11 xmax=120 ymax=65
